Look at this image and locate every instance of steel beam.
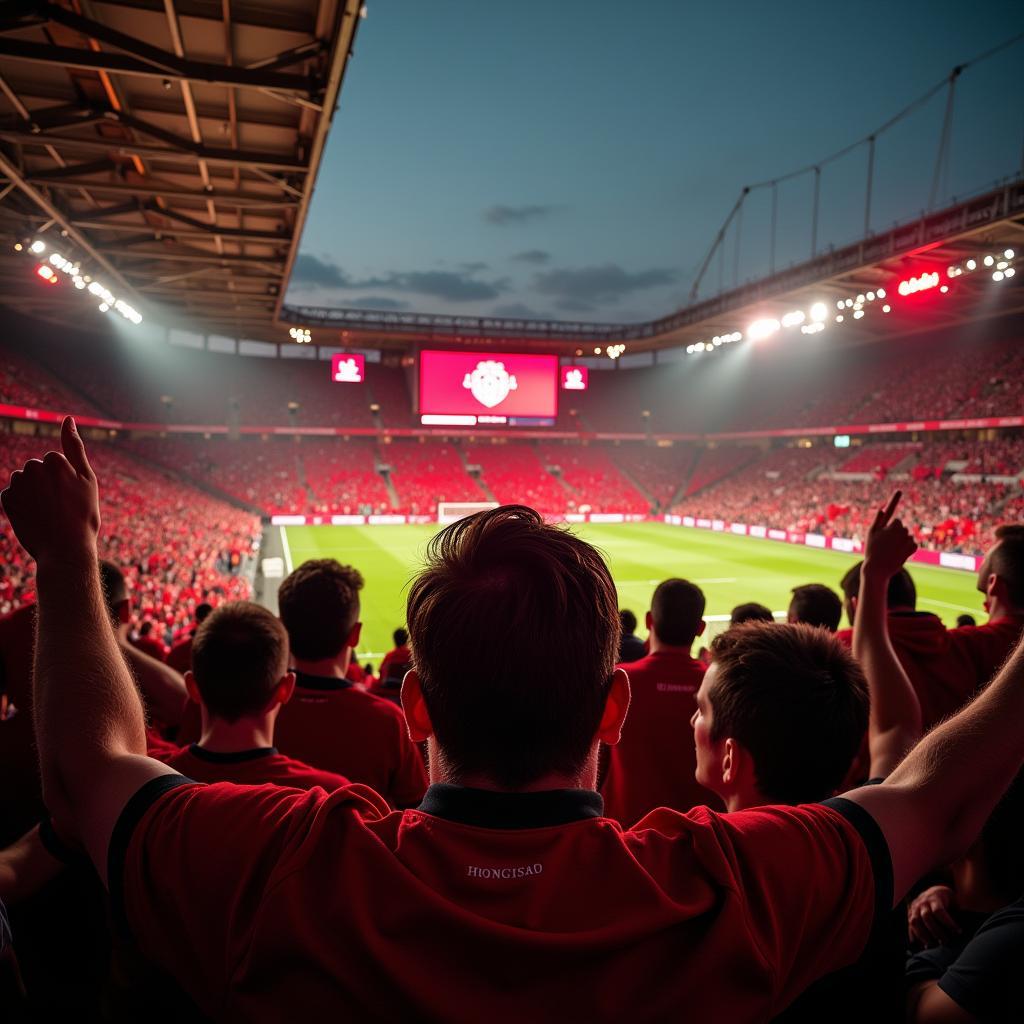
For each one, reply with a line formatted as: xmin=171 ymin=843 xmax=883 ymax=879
xmin=0 ymin=126 xmax=306 ymax=172
xmin=29 ymin=176 xmax=299 ymax=207
xmin=0 ymin=38 xmax=315 ymax=94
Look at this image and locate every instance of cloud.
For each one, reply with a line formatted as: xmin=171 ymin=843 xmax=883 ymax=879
xmin=534 ymin=263 xmax=676 ymax=305
xmin=511 ymin=249 xmax=550 ymax=265
xmin=491 ymin=302 xmax=545 ymax=319
xmin=554 ymin=298 xmax=597 ymax=314
xmin=291 ymin=253 xmax=349 ymax=288
xmin=483 ymin=204 xmax=558 ymax=226
xmin=364 ymin=269 xmax=507 ymax=302
xmin=460 ymin=261 xmax=489 ymax=273
xmin=345 ymin=296 xmax=409 ymax=311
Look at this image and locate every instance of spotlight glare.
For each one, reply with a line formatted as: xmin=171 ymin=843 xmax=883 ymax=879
xmin=781 ymin=310 xmax=805 ymax=328
xmin=876 ymin=287 xmax=886 ymax=298
xmin=810 ymin=302 xmax=827 ymax=322
xmin=997 ymin=261 xmax=1008 ymax=271
xmin=882 ymin=304 xmax=891 ymax=313
xmin=993 ymin=271 xmax=1004 ymax=282
xmin=966 ymin=259 xmax=977 ymax=271
xmin=29 ymin=240 xmax=45 ymax=254
xmin=852 ymin=309 xmax=865 ymax=319
xmin=1006 ymin=267 xmax=1016 ymax=278
xmin=866 ymin=291 xmax=875 ymax=302
xmin=1005 ymin=249 xmax=1015 ymax=260
xmin=835 ymin=314 xmax=844 ymax=323
xmin=939 ymin=285 xmax=949 ymax=293
xmin=746 ymin=318 xmax=781 ymax=341
xmin=984 ymin=255 xmax=994 ymax=267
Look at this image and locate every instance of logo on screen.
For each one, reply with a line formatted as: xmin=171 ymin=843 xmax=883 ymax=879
xmin=332 ymin=353 xmax=364 ymax=383
xmin=462 ymin=360 xmax=518 ymax=409
xmin=562 ymin=367 xmax=587 ymax=391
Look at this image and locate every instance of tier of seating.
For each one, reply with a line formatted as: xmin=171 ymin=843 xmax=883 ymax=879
xmin=536 ymin=444 xmax=649 ymax=513
xmin=0 ymin=434 xmax=260 ymax=627
xmin=464 ymin=443 xmax=568 ymax=513
xmin=383 ymin=441 xmax=486 ymax=514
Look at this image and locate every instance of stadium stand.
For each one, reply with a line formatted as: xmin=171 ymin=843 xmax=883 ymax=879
xmin=0 ymin=433 xmax=259 ymax=629
xmin=536 ymin=444 xmax=648 ymax=513
xmin=384 ymin=440 xmax=486 ymax=514
xmin=465 ymin=442 xmax=567 ymax=512
xmin=301 ymin=439 xmax=392 ymax=514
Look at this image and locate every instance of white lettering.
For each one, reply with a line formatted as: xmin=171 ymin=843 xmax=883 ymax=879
xmin=466 ymin=863 xmax=544 ymax=880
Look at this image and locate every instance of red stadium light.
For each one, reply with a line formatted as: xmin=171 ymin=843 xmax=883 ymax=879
xmin=35 ymin=264 xmax=58 ymax=284
xmin=331 ymin=352 xmax=365 ymax=383
xmin=897 ymin=271 xmax=940 ymax=297
xmin=561 ymin=366 xmax=589 ymax=391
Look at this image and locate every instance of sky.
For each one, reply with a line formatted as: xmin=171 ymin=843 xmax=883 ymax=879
xmin=285 ymin=0 xmax=1024 ymax=325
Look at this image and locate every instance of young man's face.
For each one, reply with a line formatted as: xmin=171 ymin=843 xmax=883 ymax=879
xmin=691 ymin=664 xmax=726 ymax=796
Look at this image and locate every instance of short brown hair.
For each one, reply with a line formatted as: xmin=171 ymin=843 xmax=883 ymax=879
xmin=191 ymin=602 xmax=289 ymax=722
xmin=789 ymin=584 xmax=842 ymax=632
xmin=991 ymin=525 xmax=1024 ymax=608
xmin=651 ymin=578 xmax=705 ymax=646
xmin=709 ymin=622 xmax=868 ymax=804
xmin=407 ymin=505 xmax=620 ymax=789
xmin=840 ymin=561 xmax=916 ymax=609
xmin=277 ymin=559 xmax=364 ymax=660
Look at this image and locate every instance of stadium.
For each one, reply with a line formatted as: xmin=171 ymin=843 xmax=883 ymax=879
xmin=2 ymin=2 xmax=1024 ymax=1020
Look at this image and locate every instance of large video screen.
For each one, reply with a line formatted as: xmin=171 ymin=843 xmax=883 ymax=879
xmin=418 ymin=350 xmax=559 ymax=425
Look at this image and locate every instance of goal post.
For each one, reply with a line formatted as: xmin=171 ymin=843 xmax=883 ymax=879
xmin=437 ymin=501 xmax=500 ymax=525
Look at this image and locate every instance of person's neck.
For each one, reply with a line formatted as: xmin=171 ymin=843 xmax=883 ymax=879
xmin=724 ymin=788 xmax=765 ymax=813
xmin=648 ymin=633 xmax=693 ymax=656
xmin=198 ymin=713 xmax=276 ymax=753
xmin=986 ymin=599 xmax=1019 ymax=623
xmin=428 ymin=743 xmax=600 ymax=793
xmin=293 ymin=653 xmax=348 ymax=679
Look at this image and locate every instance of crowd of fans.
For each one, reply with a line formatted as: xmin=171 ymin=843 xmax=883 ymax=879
xmin=0 ymin=434 xmax=260 ymax=635
xmin=3 ymin=419 xmax=1024 ymax=1019
xmin=536 ymin=444 xmax=649 ymax=513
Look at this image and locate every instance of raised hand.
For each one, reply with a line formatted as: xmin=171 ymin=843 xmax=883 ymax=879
xmin=863 ymin=490 xmax=918 ymax=580
xmin=1 ymin=416 xmax=101 ymax=567
xmin=907 ymin=885 xmax=960 ymax=948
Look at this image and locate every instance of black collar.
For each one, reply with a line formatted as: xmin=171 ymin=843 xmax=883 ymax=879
xmin=293 ymin=670 xmax=353 ymax=692
xmin=189 ymin=743 xmax=276 ymax=763
xmin=416 ymin=784 xmax=603 ymax=829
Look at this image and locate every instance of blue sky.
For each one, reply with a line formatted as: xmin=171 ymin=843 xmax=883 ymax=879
xmin=286 ymin=0 xmax=1024 ymax=323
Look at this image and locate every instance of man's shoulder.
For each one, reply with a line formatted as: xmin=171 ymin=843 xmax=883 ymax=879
xmin=620 ymin=650 xmax=704 ymax=681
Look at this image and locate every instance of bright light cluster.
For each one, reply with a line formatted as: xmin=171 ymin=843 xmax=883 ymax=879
xmin=947 ymin=249 xmax=1015 ymax=283
xmin=20 ymin=241 xmax=142 ymax=324
xmin=898 ymin=271 xmax=940 ymax=296
xmin=605 ymin=343 xmax=626 ymax=359
xmin=289 ymin=326 xmax=312 ymax=343
xmin=685 ymin=331 xmax=742 ymax=354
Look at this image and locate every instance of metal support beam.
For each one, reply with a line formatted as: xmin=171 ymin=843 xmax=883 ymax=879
xmin=71 ymin=218 xmax=287 ymax=244
xmin=29 ymin=176 xmax=299 ymax=207
xmin=0 ymin=126 xmax=308 ymax=172
xmin=0 ymin=37 xmax=315 ymax=94
xmin=100 ymin=246 xmax=284 ymax=266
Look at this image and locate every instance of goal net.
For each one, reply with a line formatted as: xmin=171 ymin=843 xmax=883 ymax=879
xmin=437 ymin=501 xmax=500 ymax=525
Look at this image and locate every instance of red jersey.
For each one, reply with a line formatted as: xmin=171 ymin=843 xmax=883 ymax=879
xmin=146 ymin=725 xmax=182 ymax=762
xmin=377 ymin=644 xmax=413 ymax=686
xmin=166 ymin=636 xmax=194 ymax=675
xmin=602 ymin=649 xmax=720 ymax=825
xmin=837 ymin=612 xmax=980 ymax=729
xmin=116 ymin=779 xmax=888 ymax=1022
xmin=0 ymin=604 xmax=41 ymax=844
xmin=948 ymin=615 xmax=1024 ymax=689
xmin=164 ymin=744 xmax=350 ymax=791
xmin=274 ymin=671 xmax=427 ymax=807
xmin=132 ymin=635 xmax=167 ymax=662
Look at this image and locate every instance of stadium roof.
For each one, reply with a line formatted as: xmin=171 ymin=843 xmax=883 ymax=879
xmin=0 ymin=0 xmax=362 ymax=339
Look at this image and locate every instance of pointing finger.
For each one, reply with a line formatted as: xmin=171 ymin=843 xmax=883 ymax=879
xmin=60 ymin=416 xmax=93 ymax=479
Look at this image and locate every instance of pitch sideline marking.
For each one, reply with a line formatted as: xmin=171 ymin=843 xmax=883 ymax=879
xmin=280 ymin=526 xmax=294 ymax=574
xmin=920 ymin=597 xmax=980 ymax=614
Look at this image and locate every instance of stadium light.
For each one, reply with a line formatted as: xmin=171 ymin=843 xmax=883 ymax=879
xmin=746 ymin=318 xmax=780 ymax=341
xmin=809 ymin=302 xmax=827 ymax=322
xmin=35 ymin=264 xmax=57 ymax=283
xmin=1005 ymin=249 xmax=1015 ymax=260
xmin=966 ymin=259 xmax=977 ymax=270
xmin=983 ymin=255 xmax=995 ymax=267
xmin=882 ymin=304 xmax=891 ymax=313
xmin=781 ymin=310 xmax=805 ymax=328
xmin=835 ymin=314 xmax=844 ymax=323
xmin=877 ymin=288 xmax=886 ymax=299
xmin=852 ymin=309 xmax=865 ymax=319
xmin=993 ymin=271 xmax=1004 ymax=282
xmin=897 ymin=271 xmax=940 ymax=296
xmin=29 ymin=239 xmax=45 ymax=254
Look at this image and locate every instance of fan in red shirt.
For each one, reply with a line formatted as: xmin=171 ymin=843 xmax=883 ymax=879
xmin=10 ymin=423 xmax=1024 ymax=1022
xmin=161 ymin=601 xmax=349 ymax=791
xmin=274 ymin=559 xmax=427 ymax=807
xmin=165 ymin=602 xmax=212 ymax=675
xmin=602 ymin=578 xmax=720 ymax=825
xmin=131 ymin=620 xmax=167 ymax=662
xmin=368 ymin=627 xmax=413 ymax=705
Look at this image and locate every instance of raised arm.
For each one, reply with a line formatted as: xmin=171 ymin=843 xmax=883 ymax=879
xmin=844 ymin=589 xmax=1024 ymax=901
xmin=852 ymin=491 xmax=923 ymax=779
xmin=119 ymin=642 xmax=188 ymax=727
xmin=0 ymin=418 xmax=175 ymax=884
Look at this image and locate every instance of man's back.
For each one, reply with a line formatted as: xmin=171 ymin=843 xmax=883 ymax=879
xmin=273 ymin=671 xmax=427 ymax=806
xmin=602 ymin=650 xmax=719 ymax=825
xmin=117 ymin=780 xmax=886 ymax=1023
xmin=948 ymin=613 xmax=1024 ymax=690
xmin=164 ymin=743 xmax=350 ymax=791
xmin=166 ymin=636 xmax=194 ymax=674
xmin=838 ymin=612 xmax=978 ymax=727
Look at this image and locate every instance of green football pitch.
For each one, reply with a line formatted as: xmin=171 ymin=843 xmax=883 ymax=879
xmin=282 ymin=522 xmax=983 ymax=663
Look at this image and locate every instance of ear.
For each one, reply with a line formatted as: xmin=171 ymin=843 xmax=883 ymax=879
xmin=597 ymin=668 xmax=631 ymax=746
xmin=644 ymin=610 xmax=652 ymax=632
xmin=273 ymin=671 xmax=296 ymax=707
xmin=696 ymin=619 xmax=706 ymax=638
xmin=721 ymin=737 xmax=738 ymax=785
xmin=986 ymin=573 xmax=1001 ymax=598
xmin=346 ymin=621 xmax=362 ymax=649
xmin=400 ymin=670 xmax=434 ymax=743
xmin=184 ymin=670 xmax=202 ymax=706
